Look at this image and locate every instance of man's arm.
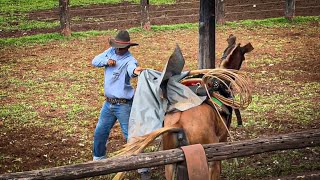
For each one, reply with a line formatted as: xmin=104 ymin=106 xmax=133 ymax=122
xmin=133 ymin=67 xmax=144 ymax=76
xmin=92 ymin=49 xmax=111 ymax=67
xmin=127 ymin=59 xmax=144 ymax=77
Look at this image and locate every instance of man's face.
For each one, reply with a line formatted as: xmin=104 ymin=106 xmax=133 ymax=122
xmin=115 ymin=47 xmax=129 ymax=55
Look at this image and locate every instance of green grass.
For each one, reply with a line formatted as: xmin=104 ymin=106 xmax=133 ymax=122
xmin=0 ymin=0 xmax=176 ymax=39
xmin=222 ymin=148 xmax=320 ymax=179
xmin=0 ymin=30 xmax=113 ymax=46
xmin=0 ymin=103 xmax=38 ymax=126
xmin=225 ymin=16 xmax=320 ymax=28
xmin=0 ymin=0 xmax=175 ymax=14
xmin=245 ymin=79 xmax=320 ymax=127
xmin=1 ymin=16 xmax=319 ymax=47
xmin=0 ymin=16 xmax=59 ymax=32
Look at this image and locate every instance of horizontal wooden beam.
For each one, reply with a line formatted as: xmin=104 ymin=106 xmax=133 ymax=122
xmin=0 ymin=129 xmax=319 ymax=180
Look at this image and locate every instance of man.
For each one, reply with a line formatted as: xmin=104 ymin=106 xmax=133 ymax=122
xmin=92 ymin=30 xmax=143 ymax=160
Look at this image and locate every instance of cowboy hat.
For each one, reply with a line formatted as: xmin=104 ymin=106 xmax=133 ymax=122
xmin=109 ymin=30 xmax=139 ymax=48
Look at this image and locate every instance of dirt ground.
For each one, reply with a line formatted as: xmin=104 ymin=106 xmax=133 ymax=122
xmin=0 ymin=2 xmax=320 ymax=180
xmin=1 ymin=23 xmax=320 ymax=179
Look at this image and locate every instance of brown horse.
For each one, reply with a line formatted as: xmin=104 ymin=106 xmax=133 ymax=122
xmin=113 ymin=35 xmax=254 ymax=180
xmin=162 ymin=35 xmax=254 ymax=180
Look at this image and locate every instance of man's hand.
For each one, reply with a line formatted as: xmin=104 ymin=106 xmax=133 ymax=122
xmin=107 ymin=59 xmax=116 ymax=66
xmin=133 ymin=67 xmax=144 ymax=76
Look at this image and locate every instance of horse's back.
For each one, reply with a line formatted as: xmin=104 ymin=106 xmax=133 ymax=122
xmin=164 ymin=103 xmax=220 ymax=148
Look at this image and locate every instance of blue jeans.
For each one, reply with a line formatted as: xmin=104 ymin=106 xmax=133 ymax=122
xmin=93 ymin=101 xmax=132 ymax=160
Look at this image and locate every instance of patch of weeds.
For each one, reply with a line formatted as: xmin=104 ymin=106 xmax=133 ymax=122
xmin=66 ymin=103 xmax=86 ymax=119
xmin=247 ymin=80 xmax=319 ymax=125
xmin=0 ymin=103 xmax=38 ymax=126
xmin=72 ymin=16 xmax=106 ymax=22
xmin=1 ymin=17 xmax=59 ymax=32
xmin=246 ymin=95 xmax=273 ymax=114
xmin=242 ymin=116 xmax=269 ymax=129
xmin=7 ymin=77 xmax=37 ymax=88
xmin=249 ymin=56 xmax=284 ymax=68
xmin=128 ymin=0 xmax=175 ymax=5
xmin=224 ymin=16 xmax=320 ymax=29
xmin=222 ymin=148 xmax=320 ymax=179
xmin=151 ymin=23 xmax=198 ymax=31
xmin=0 ymin=33 xmax=66 ymax=47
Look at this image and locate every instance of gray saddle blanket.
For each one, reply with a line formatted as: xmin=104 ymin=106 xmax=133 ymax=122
xmin=128 ymin=69 xmax=206 ymax=142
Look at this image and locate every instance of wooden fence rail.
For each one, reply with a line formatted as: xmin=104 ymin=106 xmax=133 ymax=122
xmin=0 ymin=129 xmax=319 ymax=180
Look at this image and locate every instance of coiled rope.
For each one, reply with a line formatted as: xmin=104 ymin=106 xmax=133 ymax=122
xmin=202 ymin=68 xmax=252 ymax=110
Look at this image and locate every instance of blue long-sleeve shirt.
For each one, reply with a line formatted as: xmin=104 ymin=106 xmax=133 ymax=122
xmin=92 ymin=47 xmax=138 ymax=99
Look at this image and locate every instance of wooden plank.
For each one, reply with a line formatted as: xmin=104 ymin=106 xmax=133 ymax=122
xmin=0 ymin=129 xmax=319 ymax=180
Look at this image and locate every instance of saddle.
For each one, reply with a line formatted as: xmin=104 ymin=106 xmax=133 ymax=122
xmin=180 ymin=76 xmax=231 ymax=117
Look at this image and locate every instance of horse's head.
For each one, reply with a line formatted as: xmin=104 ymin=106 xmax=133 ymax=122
xmin=219 ymin=34 xmax=254 ymax=70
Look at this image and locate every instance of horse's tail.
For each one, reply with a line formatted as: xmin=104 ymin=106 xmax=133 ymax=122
xmin=112 ymin=126 xmax=182 ymax=180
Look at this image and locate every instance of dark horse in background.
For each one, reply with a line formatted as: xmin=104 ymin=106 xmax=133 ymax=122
xmin=220 ymin=34 xmax=254 ymax=128
xmin=163 ymin=35 xmax=254 ymax=180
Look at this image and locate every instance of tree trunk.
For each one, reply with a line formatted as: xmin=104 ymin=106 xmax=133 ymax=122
xmin=59 ymin=0 xmax=71 ymax=36
xmin=216 ymin=0 xmax=225 ymax=25
xmin=199 ymin=0 xmax=215 ymax=69
xmin=140 ymin=0 xmax=151 ymax=30
xmin=285 ymin=0 xmax=295 ymax=21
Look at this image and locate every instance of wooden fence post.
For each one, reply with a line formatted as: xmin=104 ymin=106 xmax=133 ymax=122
xmin=285 ymin=0 xmax=295 ymax=20
xmin=140 ymin=0 xmax=151 ymax=30
xmin=199 ymin=0 xmax=215 ymax=69
xmin=59 ymin=0 xmax=71 ymax=36
xmin=216 ymin=0 xmax=225 ymax=24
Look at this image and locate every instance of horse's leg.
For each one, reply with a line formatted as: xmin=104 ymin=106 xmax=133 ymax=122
xmin=163 ymin=131 xmax=177 ymax=180
xmin=234 ymin=109 xmax=243 ymax=127
xmin=208 ymin=161 xmax=221 ymax=180
xmin=165 ymin=164 xmax=176 ymax=180
xmin=163 ymin=112 xmax=182 ymax=180
xmin=178 ymin=105 xmax=223 ymax=180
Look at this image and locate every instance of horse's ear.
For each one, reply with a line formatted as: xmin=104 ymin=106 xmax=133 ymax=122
xmin=227 ymin=34 xmax=236 ymax=46
xmin=242 ymin=43 xmax=254 ymax=54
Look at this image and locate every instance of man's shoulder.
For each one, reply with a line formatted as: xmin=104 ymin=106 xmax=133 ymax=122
xmin=106 ymin=47 xmax=115 ymax=54
xmin=124 ymin=52 xmax=137 ymax=62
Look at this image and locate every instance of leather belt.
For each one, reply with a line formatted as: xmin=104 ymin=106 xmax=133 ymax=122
xmin=105 ymin=97 xmax=131 ymax=104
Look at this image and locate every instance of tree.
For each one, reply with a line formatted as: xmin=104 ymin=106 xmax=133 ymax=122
xmin=59 ymin=0 xmax=71 ymax=36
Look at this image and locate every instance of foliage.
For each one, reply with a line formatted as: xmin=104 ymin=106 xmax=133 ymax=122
xmin=0 ymin=15 xmax=59 ymax=32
